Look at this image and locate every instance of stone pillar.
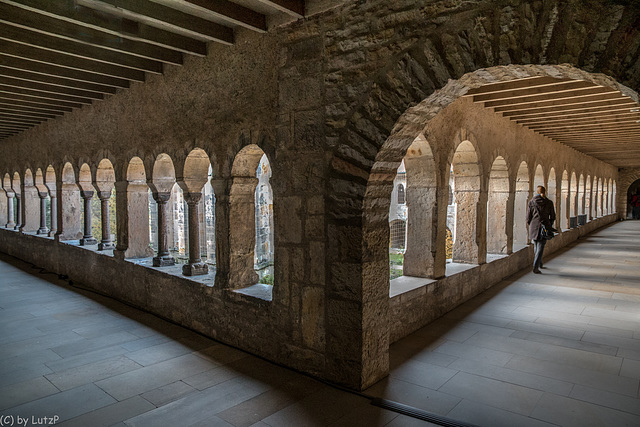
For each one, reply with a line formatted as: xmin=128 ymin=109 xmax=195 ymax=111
xmin=228 ymin=176 xmax=259 ymax=287
xmin=48 ymin=194 xmax=57 ymax=237
xmin=452 ymin=189 xmax=481 ymax=264
xmin=14 ymin=193 xmax=21 ymax=231
xmin=151 ymin=192 xmax=175 ymax=266
xmin=5 ymin=192 xmax=15 ymax=228
xmin=182 ymin=192 xmax=208 ymax=276
xmin=0 ymin=190 xmax=7 ymax=227
xmin=80 ymin=191 xmax=97 ymax=245
xmin=113 ymin=181 xmax=154 ymax=259
xmin=97 ymin=191 xmax=115 ymax=250
xmin=211 ymin=178 xmax=230 ymax=287
xmin=403 ymin=182 xmax=440 ymax=278
xmin=504 ymin=191 xmax=515 ymax=254
xmin=37 ymin=192 xmax=49 ymax=235
xmin=55 ymin=181 xmax=83 ymax=241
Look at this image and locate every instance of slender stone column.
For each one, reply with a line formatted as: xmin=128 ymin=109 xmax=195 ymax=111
xmin=182 ymin=192 xmax=208 ymax=276
xmin=97 ymin=191 xmax=115 ymax=250
xmin=152 ymin=192 xmax=175 ymax=266
xmin=48 ymin=194 xmax=57 ymax=237
xmin=14 ymin=194 xmax=21 ymax=231
xmin=37 ymin=192 xmax=49 ymax=235
xmin=5 ymin=192 xmax=15 ymax=229
xmin=80 ymin=190 xmax=97 ymax=245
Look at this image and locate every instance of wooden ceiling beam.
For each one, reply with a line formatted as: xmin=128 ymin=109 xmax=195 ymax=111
xmin=466 ymin=77 xmax=573 ymax=96
xmin=0 ymin=76 xmax=104 ymax=100
xmin=5 ymin=0 xmax=207 ymax=56
xmin=0 ymin=92 xmax=83 ymax=109
xmin=184 ymin=0 xmax=266 ymax=32
xmin=0 ymin=67 xmax=117 ymax=95
xmin=0 ymin=123 xmax=32 ymax=130
xmin=0 ymin=114 xmax=44 ymax=125
xmin=0 ymin=108 xmax=57 ymax=119
xmin=534 ymin=122 xmax=640 ymax=133
xmin=0 ymin=98 xmax=71 ymax=113
xmin=527 ymin=117 xmax=640 ymax=131
xmin=0 ymin=94 xmax=74 ymax=114
xmin=539 ymin=128 xmax=640 ymax=138
xmin=484 ymin=87 xmax=617 ymax=108
xmin=78 ymin=0 xmax=234 ymax=44
xmin=516 ymin=110 xmax=639 ymax=125
xmin=0 ymin=25 xmax=163 ymax=74
xmin=0 ymin=55 xmax=130 ymax=88
xmin=0 ymin=40 xmax=146 ymax=81
xmin=0 ymin=85 xmax=94 ymax=105
xmin=502 ymin=100 xmax=637 ymax=118
xmin=0 ymin=2 xmax=183 ymax=65
xmin=473 ymin=80 xmax=595 ymax=103
xmin=254 ymin=0 xmax=304 ymax=17
xmin=492 ymin=92 xmax=624 ymax=112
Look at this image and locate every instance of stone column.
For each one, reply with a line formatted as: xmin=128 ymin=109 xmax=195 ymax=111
xmin=97 ymin=191 xmax=115 ymax=250
xmin=403 ymin=182 xmax=440 ymax=278
xmin=228 ymin=176 xmax=259 ymax=287
xmin=0 ymin=190 xmax=7 ymax=227
xmin=48 ymin=194 xmax=57 ymax=237
xmin=152 ymin=192 xmax=175 ymax=266
xmin=80 ymin=190 xmax=97 ymax=245
xmin=5 ymin=192 xmax=15 ymax=228
xmin=14 ymin=193 xmax=21 ymax=231
xmin=37 ymin=192 xmax=49 ymax=235
xmin=182 ymin=192 xmax=208 ymax=276
xmin=113 ymin=181 xmax=154 ymax=260
xmin=211 ymin=178 xmax=230 ymax=287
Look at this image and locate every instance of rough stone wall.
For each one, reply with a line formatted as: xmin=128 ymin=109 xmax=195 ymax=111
xmin=0 ymin=0 xmax=639 ymax=390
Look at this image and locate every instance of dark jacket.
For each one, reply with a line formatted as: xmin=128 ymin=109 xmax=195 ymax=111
xmin=526 ymin=194 xmax=556 ymax=241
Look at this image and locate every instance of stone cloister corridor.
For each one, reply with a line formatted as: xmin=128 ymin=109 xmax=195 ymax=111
xmin=0 ymin=221 xmax=638 ymax=426
xmin=2 ymin=0 xmax=640 ymax=425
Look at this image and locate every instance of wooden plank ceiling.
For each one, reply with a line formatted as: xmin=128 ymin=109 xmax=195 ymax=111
xmin=467 ymin=76 xmax=640 ymax=168
xmin=0 ymin=0 xmax=304 ymax=141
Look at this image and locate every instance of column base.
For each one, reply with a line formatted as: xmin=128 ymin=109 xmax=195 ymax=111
xmin=183 ymin=262 xmax=208 ymax=276
xmin=98 ymin=241 xmax=116 ymax=251
xmin=6 ymin=223 xmax=15 ymax=229
xmin=153 ymin=255 xmax=175 ymax=267
xmin=80 ymin=237 xmax=98 ymax=246
xmin=48 ymin=230 xmax=57 ymax=238
xmin=37 ymin=228 xmax=49 ymax=235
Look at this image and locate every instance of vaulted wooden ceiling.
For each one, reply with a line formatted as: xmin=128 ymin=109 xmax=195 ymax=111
xmin=467 ymin=76 xmax=640 ymax=168
xmin=0 ymin=0 xmax=304 ymax=141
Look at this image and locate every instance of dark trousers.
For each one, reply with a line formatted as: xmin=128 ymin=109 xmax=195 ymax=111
xmin=533 ymin=239 xmax=546 ymax=271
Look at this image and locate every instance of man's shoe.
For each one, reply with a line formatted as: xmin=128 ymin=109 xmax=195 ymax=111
xmin=533 ymin=269 xmax=542 ymax=274
xmin=540 ymin=264 xmax=546 ymax=269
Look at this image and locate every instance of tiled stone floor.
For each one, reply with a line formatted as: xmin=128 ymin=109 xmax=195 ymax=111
xmin=1 ymin=221 xmax=639 ymax=426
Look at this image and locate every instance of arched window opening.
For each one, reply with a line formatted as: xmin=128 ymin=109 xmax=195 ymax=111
xmin=585 ymin=175 xmax=592 ymax=220
xmin=34 ymin=168 xmax=50 ymax=235
xmin=577 ymin=174 xmax=585 ymax=225
xmin=513 ymin=161 xmax=530 ymax=250
xmin=229 ymin=144 xmax=274 ymax=289
xmin=255 ymin=154 xmax=274 ymax=282
xmin=388 ymin=160 xmax=407 ymax=279
xmin=487 ymin=157 xmax=509 ymax=258
xmin=548 ymin=168 xmax=557 ymax=223
xmin=44 ymin=165 xmax=56 ymax=236
xmin=149 ymin=153 xmax=178 ymax=267
xmin=597 ymin=178 xmax=603 ymax=217
xmin=569 ymin=171 xmax=577 ymax=228
xmin=561 ymin=170 xmax=569 ymax=230
xmin=534 ymin=165 xmax=544 ymax=189
xmin=78 ymin=163 xmax=97 ymax=246
xmin=401 ymin=134 xmax=440 ymax=279
xmin=450 ymin=140 xmax=481 ymax=264
xmin=94 ymin=159 xmax=116 ymax=251
xmin=203 ymin=164 xmax=216 ymax=266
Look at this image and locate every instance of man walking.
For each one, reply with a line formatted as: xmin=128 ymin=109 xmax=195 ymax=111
xmin=526 ymin=186 xmax=556 ymax=274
